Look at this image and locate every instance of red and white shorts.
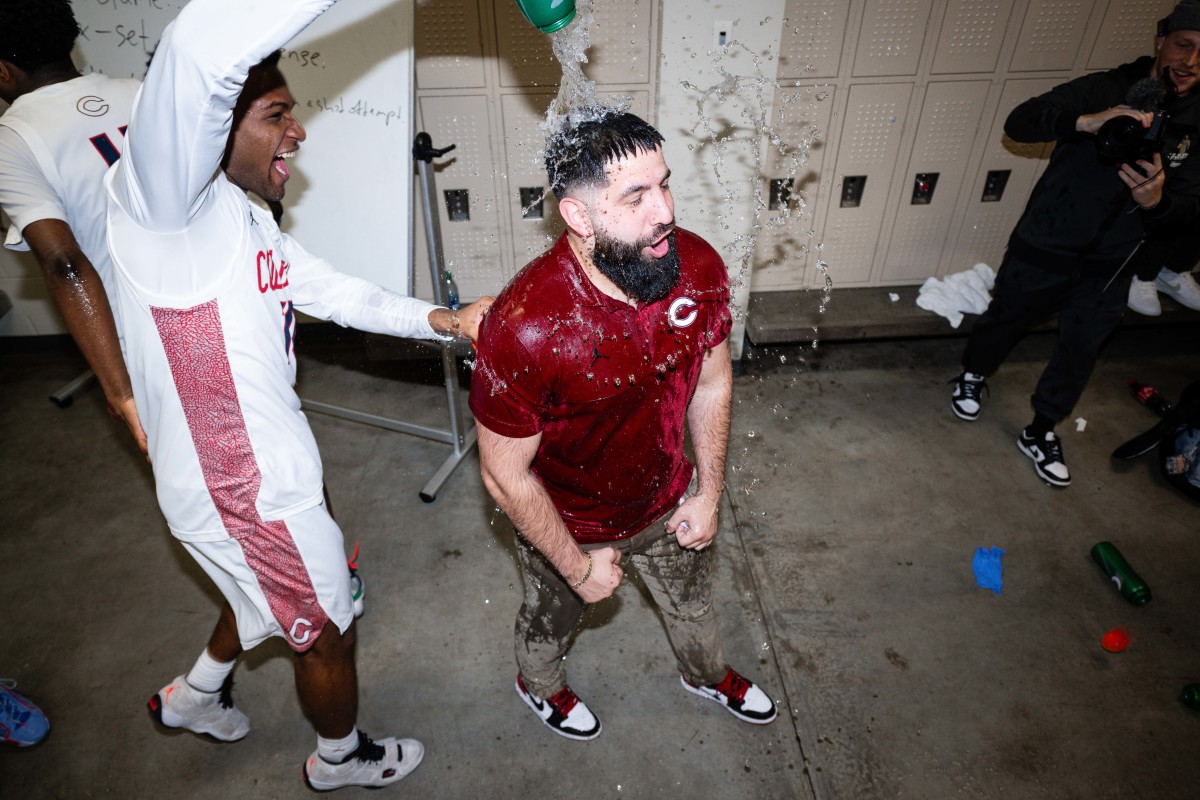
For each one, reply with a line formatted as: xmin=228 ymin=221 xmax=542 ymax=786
xmin=179 ymin=501 xmax=353 ymax=653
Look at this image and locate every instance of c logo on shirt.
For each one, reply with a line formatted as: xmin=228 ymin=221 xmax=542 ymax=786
xmin=668 ymin=296 xmax=699 ymax=328
xmin=76 ymin=96 xmax=110 ymax=117
xmin=289 ymin=618 xmax=315 ymax=645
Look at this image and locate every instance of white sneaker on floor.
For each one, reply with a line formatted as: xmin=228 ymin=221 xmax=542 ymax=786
xmin=148 ymin=674 xmax=250 ymax=742
xmin=303 ymin=731 xmax=424 ymax=791
xmin=1127 ymin=277 xmax=1162 ymax=316
xmin=1156 ymin=268 xmax=1200 ymax=311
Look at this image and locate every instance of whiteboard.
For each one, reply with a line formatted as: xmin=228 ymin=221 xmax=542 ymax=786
xmin=69 ymin=0 xmax=414 ymax=295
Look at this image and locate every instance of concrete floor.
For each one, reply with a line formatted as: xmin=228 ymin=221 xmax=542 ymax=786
xmin=2 ymin=324 xmax=1198 ymax=798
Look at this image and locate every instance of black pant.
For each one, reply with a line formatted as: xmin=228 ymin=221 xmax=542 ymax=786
xmin=1134 ymin=227 xmax=1200 ymax=280
xmin=962 ymin=252 xmax=1128 ymax=423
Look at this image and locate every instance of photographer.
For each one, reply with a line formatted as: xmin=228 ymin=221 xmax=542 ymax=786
xmin=949 ymin=1 xmax=1200 ymax=488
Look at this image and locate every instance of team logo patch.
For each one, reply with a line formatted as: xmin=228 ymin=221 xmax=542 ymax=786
xmin=290 ymin=618 xmax=315 ymax=645
xmin=668 ymin=296 xmax=699 ymax=328
xmin=76 ymin=96 xmax=110 ymax=117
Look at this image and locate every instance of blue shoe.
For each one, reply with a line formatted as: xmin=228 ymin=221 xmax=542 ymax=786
xmin=1 ymin=680 xmax=50 ymax=747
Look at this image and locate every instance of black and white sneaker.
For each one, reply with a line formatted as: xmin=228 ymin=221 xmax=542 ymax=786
xmin=681 ymin=668 xmax=777 ymax=725
xmin=515 ymin=674 xmax=601 ymax=741
xmin=303 ymin=730 xmax=423 ymax=791
xmin=950 ymin=372 xmax=987 ymax=421
xmin=1017 ymin=428 xmax=1071 ymax=487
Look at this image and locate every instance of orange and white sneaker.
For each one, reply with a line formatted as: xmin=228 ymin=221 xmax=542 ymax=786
xmin=147 ymin=674 xmax=250 ymax=742
xmin=303 ymin=731 xmax=424 ymax=792
xmin=681 ymin=667 xmax=777 ymax=724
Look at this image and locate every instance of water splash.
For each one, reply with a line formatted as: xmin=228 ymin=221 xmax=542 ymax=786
xmin=678 ymin=37 xmax=832 ymax=335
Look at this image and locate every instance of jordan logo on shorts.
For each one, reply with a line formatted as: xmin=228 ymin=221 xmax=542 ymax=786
xmin=290 ymin=618 xmax=315 ymax=645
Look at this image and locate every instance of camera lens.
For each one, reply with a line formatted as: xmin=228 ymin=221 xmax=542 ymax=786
xmin=1096 ymin=116 xmax=1144 ymax=161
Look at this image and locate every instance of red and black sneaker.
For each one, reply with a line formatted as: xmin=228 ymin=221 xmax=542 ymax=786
xmin=515 ymin=674 xmax=601 ymax=741
xmin=681 ymin=667 xmax=777 ymax=724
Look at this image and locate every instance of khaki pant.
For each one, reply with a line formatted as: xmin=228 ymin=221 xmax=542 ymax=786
xmin=514 ymin=507 xmax=727 ymax=700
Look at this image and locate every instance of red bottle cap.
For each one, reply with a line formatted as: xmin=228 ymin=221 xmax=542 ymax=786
xmin=1101 ymin=628 xmax=1130 ymax=653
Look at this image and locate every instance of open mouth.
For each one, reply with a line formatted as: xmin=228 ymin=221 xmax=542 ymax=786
xmin=645 ymin=229 xmax=674 ymax=258
xmin=273 ymin=150 xmax=296 ymax=179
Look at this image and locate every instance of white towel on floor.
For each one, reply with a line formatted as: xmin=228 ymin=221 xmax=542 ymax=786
xmin=915 ymin=263 xmax=997 ymax=329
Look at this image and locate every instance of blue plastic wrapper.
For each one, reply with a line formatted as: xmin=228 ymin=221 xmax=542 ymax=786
xmin=973 ymin=546 xmax=1006 ymax=595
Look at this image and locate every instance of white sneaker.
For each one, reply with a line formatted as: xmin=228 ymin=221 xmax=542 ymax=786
xmin=303 ymin=732 xmax=423 ymax=791
xmin=1156 ymin=268 xmax=1200 ymax=311
xmin=1127 ymin=277 xmax=1162 ymax=316
xmin=148 ymin=674 xmax=250 ymax=742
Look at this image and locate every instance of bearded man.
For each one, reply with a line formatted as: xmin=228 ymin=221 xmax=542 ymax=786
xmin=469 ymin=110 xmax=777 ymax=741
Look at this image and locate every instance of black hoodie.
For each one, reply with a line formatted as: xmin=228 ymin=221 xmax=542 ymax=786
xmin=1004 ymin=56 xmax=1200 ymax=277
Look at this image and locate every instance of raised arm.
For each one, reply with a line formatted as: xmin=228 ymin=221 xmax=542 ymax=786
xmin=113 ymin=0 xmax=339 ymax=231
xmin=476 ymin=423 xmax=623 ymax=602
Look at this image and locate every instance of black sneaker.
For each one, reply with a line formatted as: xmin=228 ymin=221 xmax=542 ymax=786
xmin=515 ymin=674 xmax=601 ymax=741
xmin=1017 ymin=428 xmax=1071 ymax=487
xmin=950 ymin=372 xmax=987 ymax=421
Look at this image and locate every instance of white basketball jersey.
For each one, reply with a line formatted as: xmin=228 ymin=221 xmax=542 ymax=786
xmin=106 ymin=0 xmax=443 ymax=538
xmin=0 ymin=74 xmax=139 ymax=318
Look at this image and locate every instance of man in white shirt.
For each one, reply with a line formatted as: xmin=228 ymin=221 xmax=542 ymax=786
xmin=106 ymin=0 xmax=490 ymax=790
xmin=0 ymin=0 xmax=144 ymax=451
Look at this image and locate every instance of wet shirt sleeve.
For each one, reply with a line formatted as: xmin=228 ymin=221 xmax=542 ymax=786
xmin=468 ymin=308 xmax=550 ymax=439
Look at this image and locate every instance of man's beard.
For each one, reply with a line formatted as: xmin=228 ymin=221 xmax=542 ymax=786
xmin=591 ymin=224 xmax=681 ymax=304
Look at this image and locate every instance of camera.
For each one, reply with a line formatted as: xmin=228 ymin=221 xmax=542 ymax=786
xmin=1095 ymin=109 xmax=1168 ymax=163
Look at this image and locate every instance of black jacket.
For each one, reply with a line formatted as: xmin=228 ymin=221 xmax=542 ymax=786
xmin=1004 ymin=56 xmax=1200 ymax=277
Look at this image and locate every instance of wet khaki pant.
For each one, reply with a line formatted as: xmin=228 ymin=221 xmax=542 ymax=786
xmin=514 ymin=507 xmax=727 ymax=700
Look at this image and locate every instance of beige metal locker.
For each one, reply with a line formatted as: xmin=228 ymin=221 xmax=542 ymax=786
xmin=948 ymin=78 xmax=1062 ymax=272
xmin=853 ymin=0 xmax=935 ymax=78
xmin=414 ymin=0 xmax=487 ymax=89
xmin=881 ymin=80 xmax=990 ymax=283
xmin=750 ymin=85 xmax=836 ymax=291
xmin=1009 ymin=0 xmax=1092 ymax=72
xmin=931 ymin=0 xmax=1017 ymax=75
xmin=821 ymin=83 xmax=915 ymax=285
xmin=414 ymin=95 xmax=504 ymax=302
xmin=778 ymin=0 xmax=853 ymax=80
xmin=1087 ymin=0 xmax=1176 ymax=70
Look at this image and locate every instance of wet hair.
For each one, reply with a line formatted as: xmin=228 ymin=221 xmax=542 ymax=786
xmin=546 ymin=110 xmax=664 ymax=199
xmin=0 ymin=0 xmax=80 ymax=72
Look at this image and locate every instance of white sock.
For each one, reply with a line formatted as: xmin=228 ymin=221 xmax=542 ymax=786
xmin=1158 ymin=268 xmax=1179 ymax=280
xmin=964 ymin=371 xmax=985 ymax=382
xmin=185 ymin=649 xmax=235 ymax=694
xmin=318 ymin=727 xmax=360 ymax=763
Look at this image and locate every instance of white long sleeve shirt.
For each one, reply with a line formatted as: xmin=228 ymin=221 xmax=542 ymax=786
xmin=106 ymin=0 xmax=441 ymax=538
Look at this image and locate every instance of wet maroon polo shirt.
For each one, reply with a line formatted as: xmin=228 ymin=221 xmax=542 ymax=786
xmin=469 ymin=228 xmax=732 ymax=544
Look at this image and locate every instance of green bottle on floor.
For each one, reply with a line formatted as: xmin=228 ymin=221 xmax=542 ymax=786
xmin=1090 ymin=541 xmax=1152 ymax=605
